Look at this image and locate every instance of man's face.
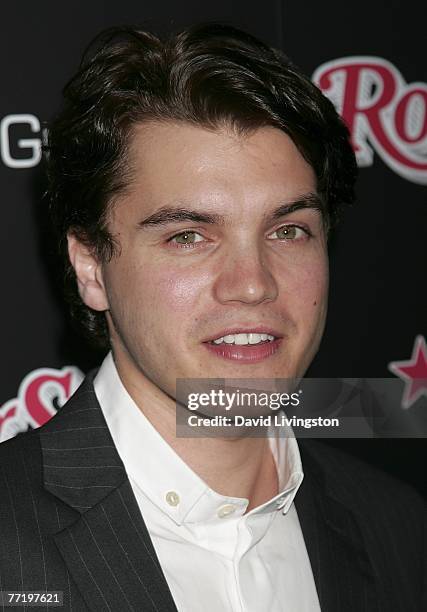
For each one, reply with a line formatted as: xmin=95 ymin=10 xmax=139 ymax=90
xmin=79 ymin=122 xmax=328 ymax=398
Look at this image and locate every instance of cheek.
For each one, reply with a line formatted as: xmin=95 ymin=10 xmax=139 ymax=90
xmin=301 ymin=263 xmax=328 ymax=304
xmin=281 ymin=254 xmax=329 ymax=322
xmin=115 ymin=258 xmax=213 ymax=331
xmin=154 ymin=270 xmax=209 ymax=305
xmin=153 ymin=265 xmax=211 ymax=306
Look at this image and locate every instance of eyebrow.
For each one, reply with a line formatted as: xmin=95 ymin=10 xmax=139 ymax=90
xmin=138 ymin=207 xmax=225 ymax=227
xmin=268 ymin=192 xmax=324 ymax=222
xmin=137 ymin=192 xmax=325 ymax=228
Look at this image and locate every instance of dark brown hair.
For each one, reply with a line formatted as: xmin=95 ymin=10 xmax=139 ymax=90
xmin=44 ymin=22 xmax=357 ymax=347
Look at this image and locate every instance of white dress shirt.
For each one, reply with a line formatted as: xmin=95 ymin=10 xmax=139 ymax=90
xmin=94 ymin=353 xmax=321 ymax=611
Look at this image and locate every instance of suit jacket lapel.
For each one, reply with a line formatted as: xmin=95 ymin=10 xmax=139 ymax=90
xmin=40 ymin=372 xmax=178 ymax=612
xmin=40 ymin=373 xmax=380 ymax=612
xmin=296 ymin=440 xmax=379 ymax=612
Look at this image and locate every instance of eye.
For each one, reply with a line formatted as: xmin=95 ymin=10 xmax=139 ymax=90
xmin=268 ymin=225 xmax=308 ymax=241
xmin=168 ymin=230 xmax=204 ymax=246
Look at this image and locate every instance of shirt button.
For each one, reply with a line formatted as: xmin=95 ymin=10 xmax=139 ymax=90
xmin=165 ymin=491 xmax=180 ymax=507
xmin=275 ymin=497 xmax=286 ymax=507
xmin=217 ymin=504 xmax=237 ymax=518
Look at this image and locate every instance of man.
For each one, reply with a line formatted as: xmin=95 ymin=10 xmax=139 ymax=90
xmin=0 ymin=23 xmax=425 ymax=612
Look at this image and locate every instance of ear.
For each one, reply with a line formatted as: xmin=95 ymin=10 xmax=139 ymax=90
xmin=67 ymin=233 xmax=109 ymax=311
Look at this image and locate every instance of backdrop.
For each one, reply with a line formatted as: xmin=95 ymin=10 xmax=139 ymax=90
xmin=1 ymin=1 xmax=426 ymax=496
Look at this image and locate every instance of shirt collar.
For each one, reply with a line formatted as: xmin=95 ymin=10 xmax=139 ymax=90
xmin=94 ymin=352 xmax=304 ymax=526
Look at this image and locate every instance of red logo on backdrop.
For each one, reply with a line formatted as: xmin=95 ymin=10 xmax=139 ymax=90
xmin=0 ymin=366 xmax=83 ymax=442
xmin=313 ymin=57 xmax=427 ymax=184
xmin=388 ymin=336 xmax=427 ymax=409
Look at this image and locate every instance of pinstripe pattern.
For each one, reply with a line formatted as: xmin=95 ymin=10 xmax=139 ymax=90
xmin=0 ymin=370 xmax=425 ymax=611
xmin=0 ymin=374 xmax=177 ymax=611
xmin=296 ymin=441 xmax=427 ymax=611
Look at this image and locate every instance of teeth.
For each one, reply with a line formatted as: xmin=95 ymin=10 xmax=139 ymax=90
xmin=212 ymin=333 xmax=275 ymax=345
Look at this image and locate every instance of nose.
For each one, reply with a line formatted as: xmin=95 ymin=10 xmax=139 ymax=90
xmin=212 ymin=242 xmax=278 ymax=306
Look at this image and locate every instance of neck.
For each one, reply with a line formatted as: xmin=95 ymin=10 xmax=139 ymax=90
xmin=113 ymin=351 xmax=279 ymax=510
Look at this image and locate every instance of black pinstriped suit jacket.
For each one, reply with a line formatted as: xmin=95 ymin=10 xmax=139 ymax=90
xmin=0 ymin=370 xmax=426 ymax=611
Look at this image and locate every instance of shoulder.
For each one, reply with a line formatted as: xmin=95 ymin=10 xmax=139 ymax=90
xmin=298 ymin=441 xmax=426 ymax=609
xmin=300 ymin=439 xmax=426 ymax=541
xmin=0 ymin=429 xmax=47 ymax=565
xmin=0 ymin=428 xmax=44 ymax=513
xmin=0 ymin=370 xmax=93 ymax=494
xmin=301 ymin=439 xmax=426 ymax=503
xmin=0 ymin=427 xmax=42 ymax=477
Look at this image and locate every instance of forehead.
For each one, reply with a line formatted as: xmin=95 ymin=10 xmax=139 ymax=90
xmin=120 ymin=121 xmax=317 ymax=219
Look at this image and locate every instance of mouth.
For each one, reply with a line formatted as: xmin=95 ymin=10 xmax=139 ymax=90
xmin=202 ymin=327 xmax=283 ymax=363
